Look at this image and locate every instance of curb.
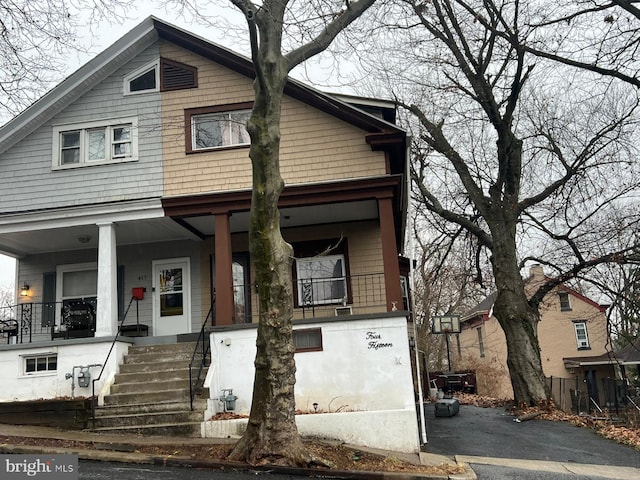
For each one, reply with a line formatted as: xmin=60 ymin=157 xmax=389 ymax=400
xmin=0 ymin=443 xmax=475 ymax=480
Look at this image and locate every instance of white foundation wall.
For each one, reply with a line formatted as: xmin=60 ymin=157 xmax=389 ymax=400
xmin=0 ymin=340 xmax=130 ymax=402
xmin=203 ymin=314 xmax=420 ymax=453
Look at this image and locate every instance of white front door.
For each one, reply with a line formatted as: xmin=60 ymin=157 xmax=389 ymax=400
xmin=152 ymin=258 xmax=191 ymax=336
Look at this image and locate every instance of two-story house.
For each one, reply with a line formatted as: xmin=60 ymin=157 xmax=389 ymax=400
xmin=455 ymin=265 xmax=612 ymax=410
xmin=0 ymin=18 xmax=420 ymax=452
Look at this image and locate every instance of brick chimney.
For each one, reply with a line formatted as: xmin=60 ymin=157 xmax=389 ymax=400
xmin=529 ymin=264 xmax=544 ymax=279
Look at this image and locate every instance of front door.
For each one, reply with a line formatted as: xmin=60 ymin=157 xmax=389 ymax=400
xmin=152 ymin=258 xmax=191 ymax=336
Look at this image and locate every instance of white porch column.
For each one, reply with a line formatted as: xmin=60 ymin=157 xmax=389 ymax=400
xmin=96 ymin=222 xmax=118 ymax=337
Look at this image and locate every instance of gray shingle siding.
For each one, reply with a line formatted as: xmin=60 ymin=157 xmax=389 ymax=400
xmin=0 ymin=43 xmax=164 ymax=214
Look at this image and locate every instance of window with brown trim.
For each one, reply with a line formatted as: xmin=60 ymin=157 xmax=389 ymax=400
xmin=185 ymin=102 xmax=253 ymax=153
xmin=293 ymin=328 xmax=323 ymax=352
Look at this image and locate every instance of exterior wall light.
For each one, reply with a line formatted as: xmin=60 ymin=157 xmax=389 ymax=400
xmin=20 ymin=284 xmax=30 ymax=297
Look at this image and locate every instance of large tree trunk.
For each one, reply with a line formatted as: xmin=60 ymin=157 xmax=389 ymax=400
xmin=489 ymin=221 xmax=549 ymax=406
xmin=227 ymin=52 xmax=311 ymax=467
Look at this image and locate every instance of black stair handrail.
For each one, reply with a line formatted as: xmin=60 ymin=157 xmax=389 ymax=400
xmin=90 ymin=295 xmax=137 ymax=429
xmin=189 ymin=301 xmax=214 ymax=410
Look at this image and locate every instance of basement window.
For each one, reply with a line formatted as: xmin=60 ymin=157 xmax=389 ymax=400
xmin=293 ymin=328 xmax=323 ymax=353
xmin=24 ymin=354 xmax=58 ymax=375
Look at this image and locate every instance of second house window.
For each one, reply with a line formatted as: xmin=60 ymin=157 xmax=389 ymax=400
xmin=185 ymin=104 xmax=252 ymax=153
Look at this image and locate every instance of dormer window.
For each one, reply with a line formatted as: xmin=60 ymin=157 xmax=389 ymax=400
xmin=124 ymin=58 xmax=197 ymax=95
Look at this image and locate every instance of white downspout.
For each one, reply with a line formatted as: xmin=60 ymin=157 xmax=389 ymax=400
xmin=406 ymin=136 xmax=428 ymax=445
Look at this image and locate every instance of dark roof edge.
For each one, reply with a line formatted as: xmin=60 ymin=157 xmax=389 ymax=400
xmin=153 ymin=18 xmax=405 ymax=135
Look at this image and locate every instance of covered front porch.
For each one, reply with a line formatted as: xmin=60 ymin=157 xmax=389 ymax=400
xmin=0 ymin=177 xmax=407 ymax=346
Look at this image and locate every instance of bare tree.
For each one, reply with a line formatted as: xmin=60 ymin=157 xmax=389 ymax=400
xmin=0 ymin=0 xmax=131 ymax=121
xmin=411 ymin=203 xmax=490 ymax=370
xmin=356 ymin=0 xmax=640 ymax=406
xmin=517 ymin=1 xmax=640 ymax=88
xmin=210 ymin=0 xmax=378 ymax=466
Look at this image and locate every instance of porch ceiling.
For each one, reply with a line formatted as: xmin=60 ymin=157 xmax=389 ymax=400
xmin=182 ymin=200 xmax=379 ymax=237
xmin=0 ymin=217 xmax=200 ymax=257
xmin=0 ymin=200 xmax=379 ymax=258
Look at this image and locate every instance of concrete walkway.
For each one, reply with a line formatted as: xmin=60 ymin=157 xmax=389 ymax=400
xmin=456 ymin=455 xmax=640 ymax=480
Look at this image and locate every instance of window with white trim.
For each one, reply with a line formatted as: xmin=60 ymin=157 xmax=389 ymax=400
xmin=24 ymin=354 xmax=57 ymax=374
xmin=574 ymin=321 xmax=590 ymax=349
xmin=296 ymin=255 xmax=347 ymax=306
xmin=56 ymin=263 xmax=98 ymax=327
xmin=124 ymin=60 xmax=160 ymax=94
xmin=52 ymin=118 xmax=138 ymax=168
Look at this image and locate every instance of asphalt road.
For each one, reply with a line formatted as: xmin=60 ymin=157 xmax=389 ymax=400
xmin=78 ymin=461 xmax=295 ymax=480
xmin=423 ymin=404 xmax=640 ymax=468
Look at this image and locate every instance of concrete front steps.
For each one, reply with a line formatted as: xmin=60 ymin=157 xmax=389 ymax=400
xmin=90 ymin=341 xmax=209 ymax=437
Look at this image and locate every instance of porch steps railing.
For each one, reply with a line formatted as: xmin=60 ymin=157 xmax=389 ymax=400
xmin=189 ymin=305 xmax=214 ymax=410
xmin=90 ymin=342 xmax=209 ymax=436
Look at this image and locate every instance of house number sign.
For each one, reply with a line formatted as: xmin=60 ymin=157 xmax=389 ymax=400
xmin=366 ymin=331 xmax=393 ymax=350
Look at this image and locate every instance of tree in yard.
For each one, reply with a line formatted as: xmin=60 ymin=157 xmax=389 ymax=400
xmin=356 ymin=0 xmax=640 ymax=405
xmin=216 ymin=0 xmax=378 ymax=466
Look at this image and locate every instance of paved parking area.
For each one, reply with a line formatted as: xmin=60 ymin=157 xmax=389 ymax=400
xmin=423 ymin=404 xmax=639 ymax=468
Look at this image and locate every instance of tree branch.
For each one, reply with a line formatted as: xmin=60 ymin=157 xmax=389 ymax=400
xmin=285 ymin=0 xmax=377 ymax=71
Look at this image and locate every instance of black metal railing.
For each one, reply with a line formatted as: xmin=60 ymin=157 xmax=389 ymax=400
xmin=230 ymin=272 xmax=387 ymax=323
xmin=0 ymin=300 xmax=100 ymax=344
xmin=189 ymin=303 xmax=215 ymax=410
xmin=91 ymin=295 xmax=137 ymax=429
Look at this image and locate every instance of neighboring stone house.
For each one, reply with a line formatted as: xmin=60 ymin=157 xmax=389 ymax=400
xmin=456 ymin=265 xmax=612 ymax=408
xmin=0 ymin=17 xmax=419 ymax=451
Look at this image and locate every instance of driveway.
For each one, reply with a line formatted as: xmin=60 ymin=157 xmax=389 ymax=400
xmin=423 ymin=404 xmax=640 ymax=468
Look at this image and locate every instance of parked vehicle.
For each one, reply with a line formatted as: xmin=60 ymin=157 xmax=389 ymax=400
xmin=430 ymin=371 xmax=477 ymax=394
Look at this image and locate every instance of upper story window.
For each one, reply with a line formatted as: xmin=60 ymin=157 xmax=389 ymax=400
xmin=185 ymin=103 xmax=252 ymax=153
xmin=52 ymin=118 xmax=138 ymax=169
xmin=477 ymin=326 xmax=485 ymax=358
xmin=559 ymin=292 xmax=572 ymax=312
xmin=573 ymin=321 xmax=590 ymax=350
xmin=124 ymin=58 xmax=197 ymax=95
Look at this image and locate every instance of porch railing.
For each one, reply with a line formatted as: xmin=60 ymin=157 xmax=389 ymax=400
xmin=91 ymin=295 xmax=137 ymax=429
xmin=230 ymin=272 xmax=388 ymax=324
xmin=189 ymin=303 xmax=215 ymax=410
xmin=0 ymin=301 xmax=98 ymax=344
